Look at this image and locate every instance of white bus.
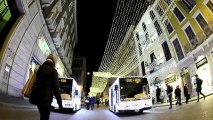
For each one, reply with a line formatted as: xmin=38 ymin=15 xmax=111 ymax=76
xmin=51 ymin=77 xmax=81 ymax=112
xmin=109 ymin=76 xmax=152 ymax=114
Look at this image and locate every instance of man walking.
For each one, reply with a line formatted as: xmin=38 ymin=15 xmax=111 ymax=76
xmin=175 ymin=85 xmax=181 ymax=106
xmin=166 ymin=84 xmax=173 ymax=109
xmin=195 ymin=74 xmax=205 ymax=102
xmin=184 ymin=84 xmax=189 ymax=104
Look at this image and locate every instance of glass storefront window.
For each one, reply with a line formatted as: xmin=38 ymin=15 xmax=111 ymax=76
xmin=38 ymin=36 xmax=51 ymax=57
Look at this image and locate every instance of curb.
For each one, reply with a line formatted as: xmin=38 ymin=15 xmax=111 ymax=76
xmin=152 ymin=92 xmax=213 ymax=108
xmin=0 ymin=101 xmax=37 ymax=109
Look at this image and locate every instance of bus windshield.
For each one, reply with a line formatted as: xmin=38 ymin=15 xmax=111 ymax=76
xmin=59 ymin=78 xmax=73 ymax=99
xmin=119 ymin=77 xmax=149 ymax=101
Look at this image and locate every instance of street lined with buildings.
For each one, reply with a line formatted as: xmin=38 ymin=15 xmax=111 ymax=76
xmin=0 ymin=94 xmax=212 ymax=120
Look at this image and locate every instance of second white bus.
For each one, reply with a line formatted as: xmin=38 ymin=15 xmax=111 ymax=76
xmin=109 ymin=76 xmax=152 ymax=114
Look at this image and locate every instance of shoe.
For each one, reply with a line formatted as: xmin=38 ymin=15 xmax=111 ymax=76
xmin=197 ymin=100 xmax=199 ymax=102
xmin=168 ymin=107 xmax=172 ymax=109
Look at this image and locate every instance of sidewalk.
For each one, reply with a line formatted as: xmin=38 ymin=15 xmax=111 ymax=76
xmin=0 ymin=93 xmax=37 ymax=109
xmin=0 ymin=91 xmax=212 ymax=109
xmin=152 ymin=90 xmax=213 ymax=108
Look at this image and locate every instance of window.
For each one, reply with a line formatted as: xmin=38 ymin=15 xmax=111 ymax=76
xmin=138 ymin=43 xmax=143 ymax=56
xmin=179 ymin=0 xmax=196 ymax=13
xmin=154 ymin=21 xmax=162 ymax=36
xmin=142 ymin=22 xmax=147 ymax=32
xmin=162 ymin=41 xmax=172 ymax=61
xmin=184 ymin=26 xmax=198 ymax=47
xmin=173 ymin=38 xmax=184 ymax=60
xmin=164 ymin=0 xmax=172 ymax=6
xmin=195 ymin=14 xmax=212 ymax=37
xmin=150 ymin=52 xmax=156 ymax=62
xmin=145 ymin=32 xmax=149 ymax=42
xmin=150 ymin=10 xmax=155 ymax=20
xmin=136 ymin=33 xmax=140 ymax=41
xmin=164 ymin=19 xmax=173 ymax=34
xmin=207 ymin=0 xmax=213 ymax=13
xmin=173 ymin=7 xmax=185 ymax=22
xmin=141 ymin=62 xmax=146 ymax=76
xmin=156 ymin=5 xmax=164 ymax=17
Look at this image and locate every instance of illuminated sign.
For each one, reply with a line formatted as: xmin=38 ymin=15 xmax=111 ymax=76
xmin=60 ymin=79 xmax=67 ymax=83
xmin=196 ymin=57 xmax=207 ymax=69
xmin=125 ymin=78 xmax=141 ymax=83
xmin=165 ymin=75 xmax=176 ymax=84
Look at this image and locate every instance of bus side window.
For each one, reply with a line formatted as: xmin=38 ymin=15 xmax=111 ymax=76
xmin=75 ymin=90 xmax=78 ymax=95
xmin=115 ymin=85 xmax=118 ymax=91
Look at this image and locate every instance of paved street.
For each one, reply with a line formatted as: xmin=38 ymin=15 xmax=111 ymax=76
xmin=0 ymin=95 xmax=212 ymax=120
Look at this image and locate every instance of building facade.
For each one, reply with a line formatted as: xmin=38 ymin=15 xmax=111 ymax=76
xmin=71 ymin=55 xmax=86 ymax=96
xmin=134 ymin=0 xmax=213 ymax=103
xmin=0 ymin=0 xmax=78 ymax=97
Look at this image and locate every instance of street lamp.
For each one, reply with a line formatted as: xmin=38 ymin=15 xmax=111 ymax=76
xmin=87 ymin=72 xmax=90 ymax=75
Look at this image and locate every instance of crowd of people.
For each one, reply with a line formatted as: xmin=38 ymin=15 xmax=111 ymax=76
xmin=165 ymin=74 xmax=206 ymax=109
xmin=84 ymin=94 xmax=109 ymax=110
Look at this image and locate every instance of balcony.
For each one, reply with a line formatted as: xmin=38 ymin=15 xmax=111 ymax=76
xmin=47 ymin=20 xmax=57 ymax=32
xmin=51 ymin=32 xmax=62 ymax=48
xmin=41 ymin=0 xmax=54 ymax=7
xmin=58 ymin=47 xmax=65 ymax=58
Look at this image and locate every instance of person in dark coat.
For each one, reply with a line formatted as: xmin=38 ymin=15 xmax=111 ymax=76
xmin=90 ymin=94 xmax=95 ymax=110
xmin=195 ymin=74 xmax=205 ymax=102
xmin=166 ymin=84 xmax=173 ymax=109
xmin=156 ymin=86 xmax=161 ymax=102
xmin=184 ymin=84 xmax=189 ymax=104
xmin=35 ymin=54 xmax=63 ymax=120
xmin=175 ymin=85 xmax=181 ymax=106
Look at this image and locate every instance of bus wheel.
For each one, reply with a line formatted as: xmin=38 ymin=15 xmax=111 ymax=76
xmin=139 ymin=109 xmax=143 ymax=113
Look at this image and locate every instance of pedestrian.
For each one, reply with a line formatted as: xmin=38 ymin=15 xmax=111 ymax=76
xmin=156 ymin=86 xmax=161 ymax=102
xmin=184 ymin=84 xmax=189 ymax=104
xmin=34 ymin=54 xmax=63 ymax=120
xmin=85 ymin=97 xmax=90 ymax=110
xmin=175 ymin=85 xmax=181 ymax=106
xmin=90 ymin=94 xmax=95 ymax=110
xmin=105 ymin=99 xmax=108 ymax=107
xmin=166 ymin=84 xmax=173 ymax=109
xmin=195 ymin=74 xmax=205 ymax=102
xmin=96 ymin=94 xmax=100 ymax=108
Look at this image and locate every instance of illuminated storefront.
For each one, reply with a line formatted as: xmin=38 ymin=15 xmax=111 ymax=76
xmin=194 ymin=56 xmax=212 ymax=93
xmin=38 ymin=36 xmax=51 ymax=57
xmin=164 ymin=74 xmax=179 ymax=100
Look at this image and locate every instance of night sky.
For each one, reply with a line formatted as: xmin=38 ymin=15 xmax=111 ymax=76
xmin=75 ymin=0 xmax=118 ymax=72
xmin=75 ymin=0 xmax=118 ymax=92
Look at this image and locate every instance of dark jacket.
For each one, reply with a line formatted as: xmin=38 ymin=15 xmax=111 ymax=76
xmin=89 ymin=96 xmax=95 ymax=105
xmin=184 ymin=86 xmax=188 ymax=97
xmin=35 ymin=60 xmax=62 ymax=106
xmin=175 ymin=88 xmax=181 ymax=97
xmin=167 ymin=85 xmax=173 ymax=95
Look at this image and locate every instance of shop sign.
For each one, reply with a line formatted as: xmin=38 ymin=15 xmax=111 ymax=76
xmin=165 ymin=75 xmax=176 ymax=84
xmin=196 ymin=57 xmax=207 ymax=69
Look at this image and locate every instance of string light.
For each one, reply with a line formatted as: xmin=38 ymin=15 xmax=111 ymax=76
xmin=90 ymin=0 xmax=155 ymax=93
xmin=90 ymin=0 xmax=178 ymax=93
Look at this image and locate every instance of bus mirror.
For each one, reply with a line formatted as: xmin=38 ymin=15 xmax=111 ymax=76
xmin=75 ymin=90 xmax=78 ymax=95
xmin=115 ymin=85 xmax=118 ymax=91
